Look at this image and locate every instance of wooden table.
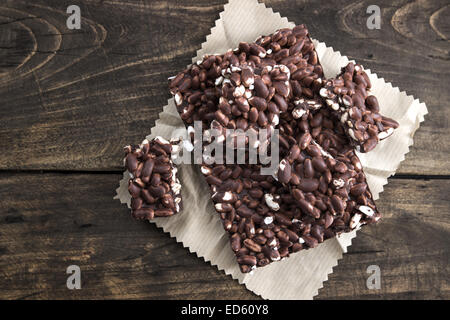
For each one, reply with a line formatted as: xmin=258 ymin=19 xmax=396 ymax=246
xmin=0 ymin=0 xmax=448 ymax=300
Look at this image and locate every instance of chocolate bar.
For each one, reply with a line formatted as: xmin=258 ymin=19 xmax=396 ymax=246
xmin=169 ymin=24 xmax=324 ymax=135
xmin=124 ymin=137 xmax=182 ymax=220
xmin=200 ymin=106 xmax=379 ymax=273
xmin=319 ymin=62 xmax=399 ymax=152
xmin=168 ymin=25 xmax=390 ymax=273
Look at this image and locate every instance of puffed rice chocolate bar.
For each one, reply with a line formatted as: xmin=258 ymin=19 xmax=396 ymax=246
xmin=124 ymin=137 xmax=182 ymax=220
xmin=199 ymin=103 xmax=379 ymax=273
xmin=169 ymin=24 xmax=324 ymax=136
xmin=168 ymin=25 xmax=383 ymax=273
xmin=319 ymin=62 xmax=399 ymax=152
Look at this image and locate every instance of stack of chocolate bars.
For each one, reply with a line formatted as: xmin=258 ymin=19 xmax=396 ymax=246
xmin=124 ymin=25 xmax=399 ymax=273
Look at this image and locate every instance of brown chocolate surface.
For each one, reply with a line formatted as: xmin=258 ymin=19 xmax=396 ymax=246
xmin=319 ymin=62 xmax=399 ymax=152
xmin=169 ymin=25 xmax=390 ymax=273
xmin=124 ymin=137 xmax=182 ymax=220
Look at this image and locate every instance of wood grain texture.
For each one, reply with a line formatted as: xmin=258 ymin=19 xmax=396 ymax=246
xmin=0 ymin=0 xmax=449 ymax=301
xmin=0 ymin=173 xmax=448 ymax=299
xmin=0 ymin=172 xmax=257 ymax=300
xmin=0 ymin=0 xmax=448 ymax=174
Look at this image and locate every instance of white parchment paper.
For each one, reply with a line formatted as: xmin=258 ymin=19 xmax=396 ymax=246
xmin=115 ymin=0 xmax=428 ymax=299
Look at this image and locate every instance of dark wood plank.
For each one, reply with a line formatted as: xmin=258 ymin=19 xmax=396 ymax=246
xmin=0 ymin=173 xmax=448 ymax=299
xmin=0 ymin=172 xmax=257 ymax=300
xmin=0 ymin=0 xmax=448 ymax=174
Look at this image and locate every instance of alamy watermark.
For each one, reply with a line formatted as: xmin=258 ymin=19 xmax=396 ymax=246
xmin=366 ymin=265 xmax=381 ymax=290
xmin=66 ymin=5 xmax=81 ymax=30
xmin=168 ymin=121 xmax=279 ymax=176
xmin=66 ymin=265 xmax=81 ymax=289
xmin=366 ymin=5 xmax=381 ymax=30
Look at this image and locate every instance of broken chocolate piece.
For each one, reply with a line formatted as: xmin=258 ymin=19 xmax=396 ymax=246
xmin=319 ymin=62 xmax=399 ymax=152
xmin=124 ymin=137 xmax=182 ymax=220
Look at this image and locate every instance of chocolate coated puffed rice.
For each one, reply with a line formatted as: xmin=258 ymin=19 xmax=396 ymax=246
xmin=319 ymin=62 xmax=399 ymax=152
xmin=164 ymin=25 xmax=398 ymax=273
xmin=124 ymin=137 xmax=182 ymax=220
